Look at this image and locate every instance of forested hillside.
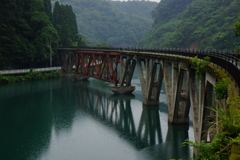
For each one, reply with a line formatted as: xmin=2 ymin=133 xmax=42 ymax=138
xmin=0 ymin=0 xmax=78 ymax=69
xmin=109 ymin=1 xmax=158 ymax=19
xmin=139 ymin=0 xmax=240 ymax=50
xmin=51 ymin=0 xmax=156 ymax=46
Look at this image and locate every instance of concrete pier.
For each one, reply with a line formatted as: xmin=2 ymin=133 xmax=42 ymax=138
xmin=112 ymin=55 xmax=136 ymax=94
xmin=163 ymin=62 xmax=190 ymax=123
xmin=72 ymin=74 xmax=89 ymax=81
xmin=61 ymin=51 xmax=75 ymax=75
xmin=111 ymin=86 xmax=135 ymax=94
xmin=137 ymin=58 xmax=163 ymax=106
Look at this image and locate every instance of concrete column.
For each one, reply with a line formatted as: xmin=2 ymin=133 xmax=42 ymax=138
xmin=145 ymin=60 xmax=163 ymax=105
xmin=189 ymin=69 xmax=216 ymax=143
xmin=172 ymin=68 xmax=190 ymax=123
xmin=137 ymin=58 xmax=148 ymax=96
xmin=199 ymin=72 xmax=216 ymax=142
xmin=164 ymin=62 xmax=190 ymax=123
xmin=137 ymin=58 xmax=163 ymax=105
xmin=61 ymin=51 xmax=75 ymax=75
xmin=163 ymin=62 xmax=173 ymax=114
xmin=119 ymin=55 xmax=136 ymax=87
xmin=189 ymin=68 xmax=200 ymax=143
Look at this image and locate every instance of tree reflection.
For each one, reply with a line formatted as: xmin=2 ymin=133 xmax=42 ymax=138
xmin=0 ymin=89 xmax=52 ymax=160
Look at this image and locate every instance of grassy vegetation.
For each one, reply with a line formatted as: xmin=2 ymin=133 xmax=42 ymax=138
xmin=0 ymin=70 xmax=60 ymax=83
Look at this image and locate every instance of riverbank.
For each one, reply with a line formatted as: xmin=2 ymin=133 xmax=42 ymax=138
xmin=0 ymin=69 xmax=60 ymax=83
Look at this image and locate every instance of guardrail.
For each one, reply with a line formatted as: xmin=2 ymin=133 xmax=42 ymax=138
xmin=0 ymin=67 xmax=61 ymax=75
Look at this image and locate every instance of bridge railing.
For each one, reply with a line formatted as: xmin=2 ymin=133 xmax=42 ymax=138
xmin=62 ymin=47 xmax=240 ymax=89
xmin=66 ymin=46 xmax=240 ymax=66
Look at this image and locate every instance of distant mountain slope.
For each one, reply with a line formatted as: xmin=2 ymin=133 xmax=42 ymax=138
xmin=51 ymin=0 xmax=155 ymax=47
xmin=138 ymin=0 xmax=196 ymax=48
xmin=139 ymin=0 xmax=240 ymax=50
xmin=109 ymin=1 xmax=158 ymax=19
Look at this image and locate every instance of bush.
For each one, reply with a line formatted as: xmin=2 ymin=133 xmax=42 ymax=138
xmin=183 ymin=101 xmax=240 ymax=160
xmin=191 ymin=56 xmax=210 ymax=79
xmin=0 ymin=71 xmax=60 ymax=84
xmin=214 ymin=80 xmax=228 ymax=99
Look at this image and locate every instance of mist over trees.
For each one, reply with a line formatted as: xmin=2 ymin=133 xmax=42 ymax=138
xmin=109 ymin=1 xmax=158 ymax=19
xmin=51 ymin=0 xmax=156 ymax=47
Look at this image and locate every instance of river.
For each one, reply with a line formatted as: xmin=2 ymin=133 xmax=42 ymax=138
xmin=0 ymin=71 xmax=194 ymax=160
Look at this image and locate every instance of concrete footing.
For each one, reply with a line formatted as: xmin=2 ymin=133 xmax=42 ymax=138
xmin=142 ymin=98 xmax=159 ymax=106
xmin=72 ymin=74 xmax=89 ymax=81
xmin=111 ymin=86 xmax=135 ymax=94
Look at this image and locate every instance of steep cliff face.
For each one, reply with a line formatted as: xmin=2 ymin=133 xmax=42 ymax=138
xmin=139 ymin=0 xmax=240 ymax=50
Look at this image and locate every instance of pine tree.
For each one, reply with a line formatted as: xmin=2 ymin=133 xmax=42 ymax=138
xmin=43 ymin=0 xmax=52 ymax=21
xmin=52 ymin=1 xmax=78 ymax=47
xmin=0 ymin=0 xmax=59 ymax=69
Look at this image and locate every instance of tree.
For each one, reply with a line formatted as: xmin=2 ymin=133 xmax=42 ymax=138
xmin=0 ymin=0 xmax=59 ymax=69
xmin=52 ymin=1 xmax=78 ymax=47
xmin=43 ymin=0 xmax=52 ymax=21
xmin=74 ymin=34 xmax=89 ymax=47
xmin=234 ymin=12 xmax=240 ymax=36
xmin=93 ymin=42 xmax=113 ymax=47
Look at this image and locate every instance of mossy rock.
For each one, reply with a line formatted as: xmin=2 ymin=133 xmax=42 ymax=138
xmin=229 ymin=143 xmax=240 ymax=160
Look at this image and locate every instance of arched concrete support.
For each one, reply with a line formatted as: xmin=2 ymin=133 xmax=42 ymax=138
xmin=163 ymin=62 xmax=190 ymax=123
xmin=137 ymin=58 xmax=163 ymax=105
xmin=61 ymin=51 xmax=75 ymax=75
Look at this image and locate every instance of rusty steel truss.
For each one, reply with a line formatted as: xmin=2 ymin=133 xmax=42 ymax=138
xmin=75 ymin=50 xmax=120 ymax=85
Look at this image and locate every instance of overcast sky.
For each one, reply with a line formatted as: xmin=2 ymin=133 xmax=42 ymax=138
xmin=112 ymin=0 xmax=161 ymax=2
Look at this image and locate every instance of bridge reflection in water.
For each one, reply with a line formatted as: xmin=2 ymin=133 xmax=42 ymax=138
xmin=0 ymin=77 xmax=192 ymax=160
xmin=74 ymin=80 xmax=191 ymax=159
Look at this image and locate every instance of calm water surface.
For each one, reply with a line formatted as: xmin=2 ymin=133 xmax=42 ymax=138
xmin=0 ymin=72 xmax=194 ymax=160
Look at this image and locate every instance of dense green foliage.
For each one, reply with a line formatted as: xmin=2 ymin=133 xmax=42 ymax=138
xmin=235 ymin=12 xmax=240 ymax=48
xmin=138 ymin=0 xmax=195 ymax=48
xmin=51 ymin=0 xmax=155 ymax=47
xmin=0 ymin=0 xmax=60 ymax=69
xmin=0 ymin=0 xmax=79 ymax=69
xmin=214 ymin=80 xmax=228 ymax=99
xmin=52 ymin=1 xmax=78 ymax=47
xmin=139 ymin=0 xmax=240 ymax=50
xmin=190 ymin=56 xmax=210 ymax=79
xmin=183 ymin=102 xmax=240 ymax=160
xmin=0 ymin=70 xmax=60 ymax=83
xmin=92 ymin=42 xmax=113 ymax=47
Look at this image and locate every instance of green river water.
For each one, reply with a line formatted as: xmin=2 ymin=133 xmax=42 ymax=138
xmin=0 ymin=71 xmax=194 ymax=160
